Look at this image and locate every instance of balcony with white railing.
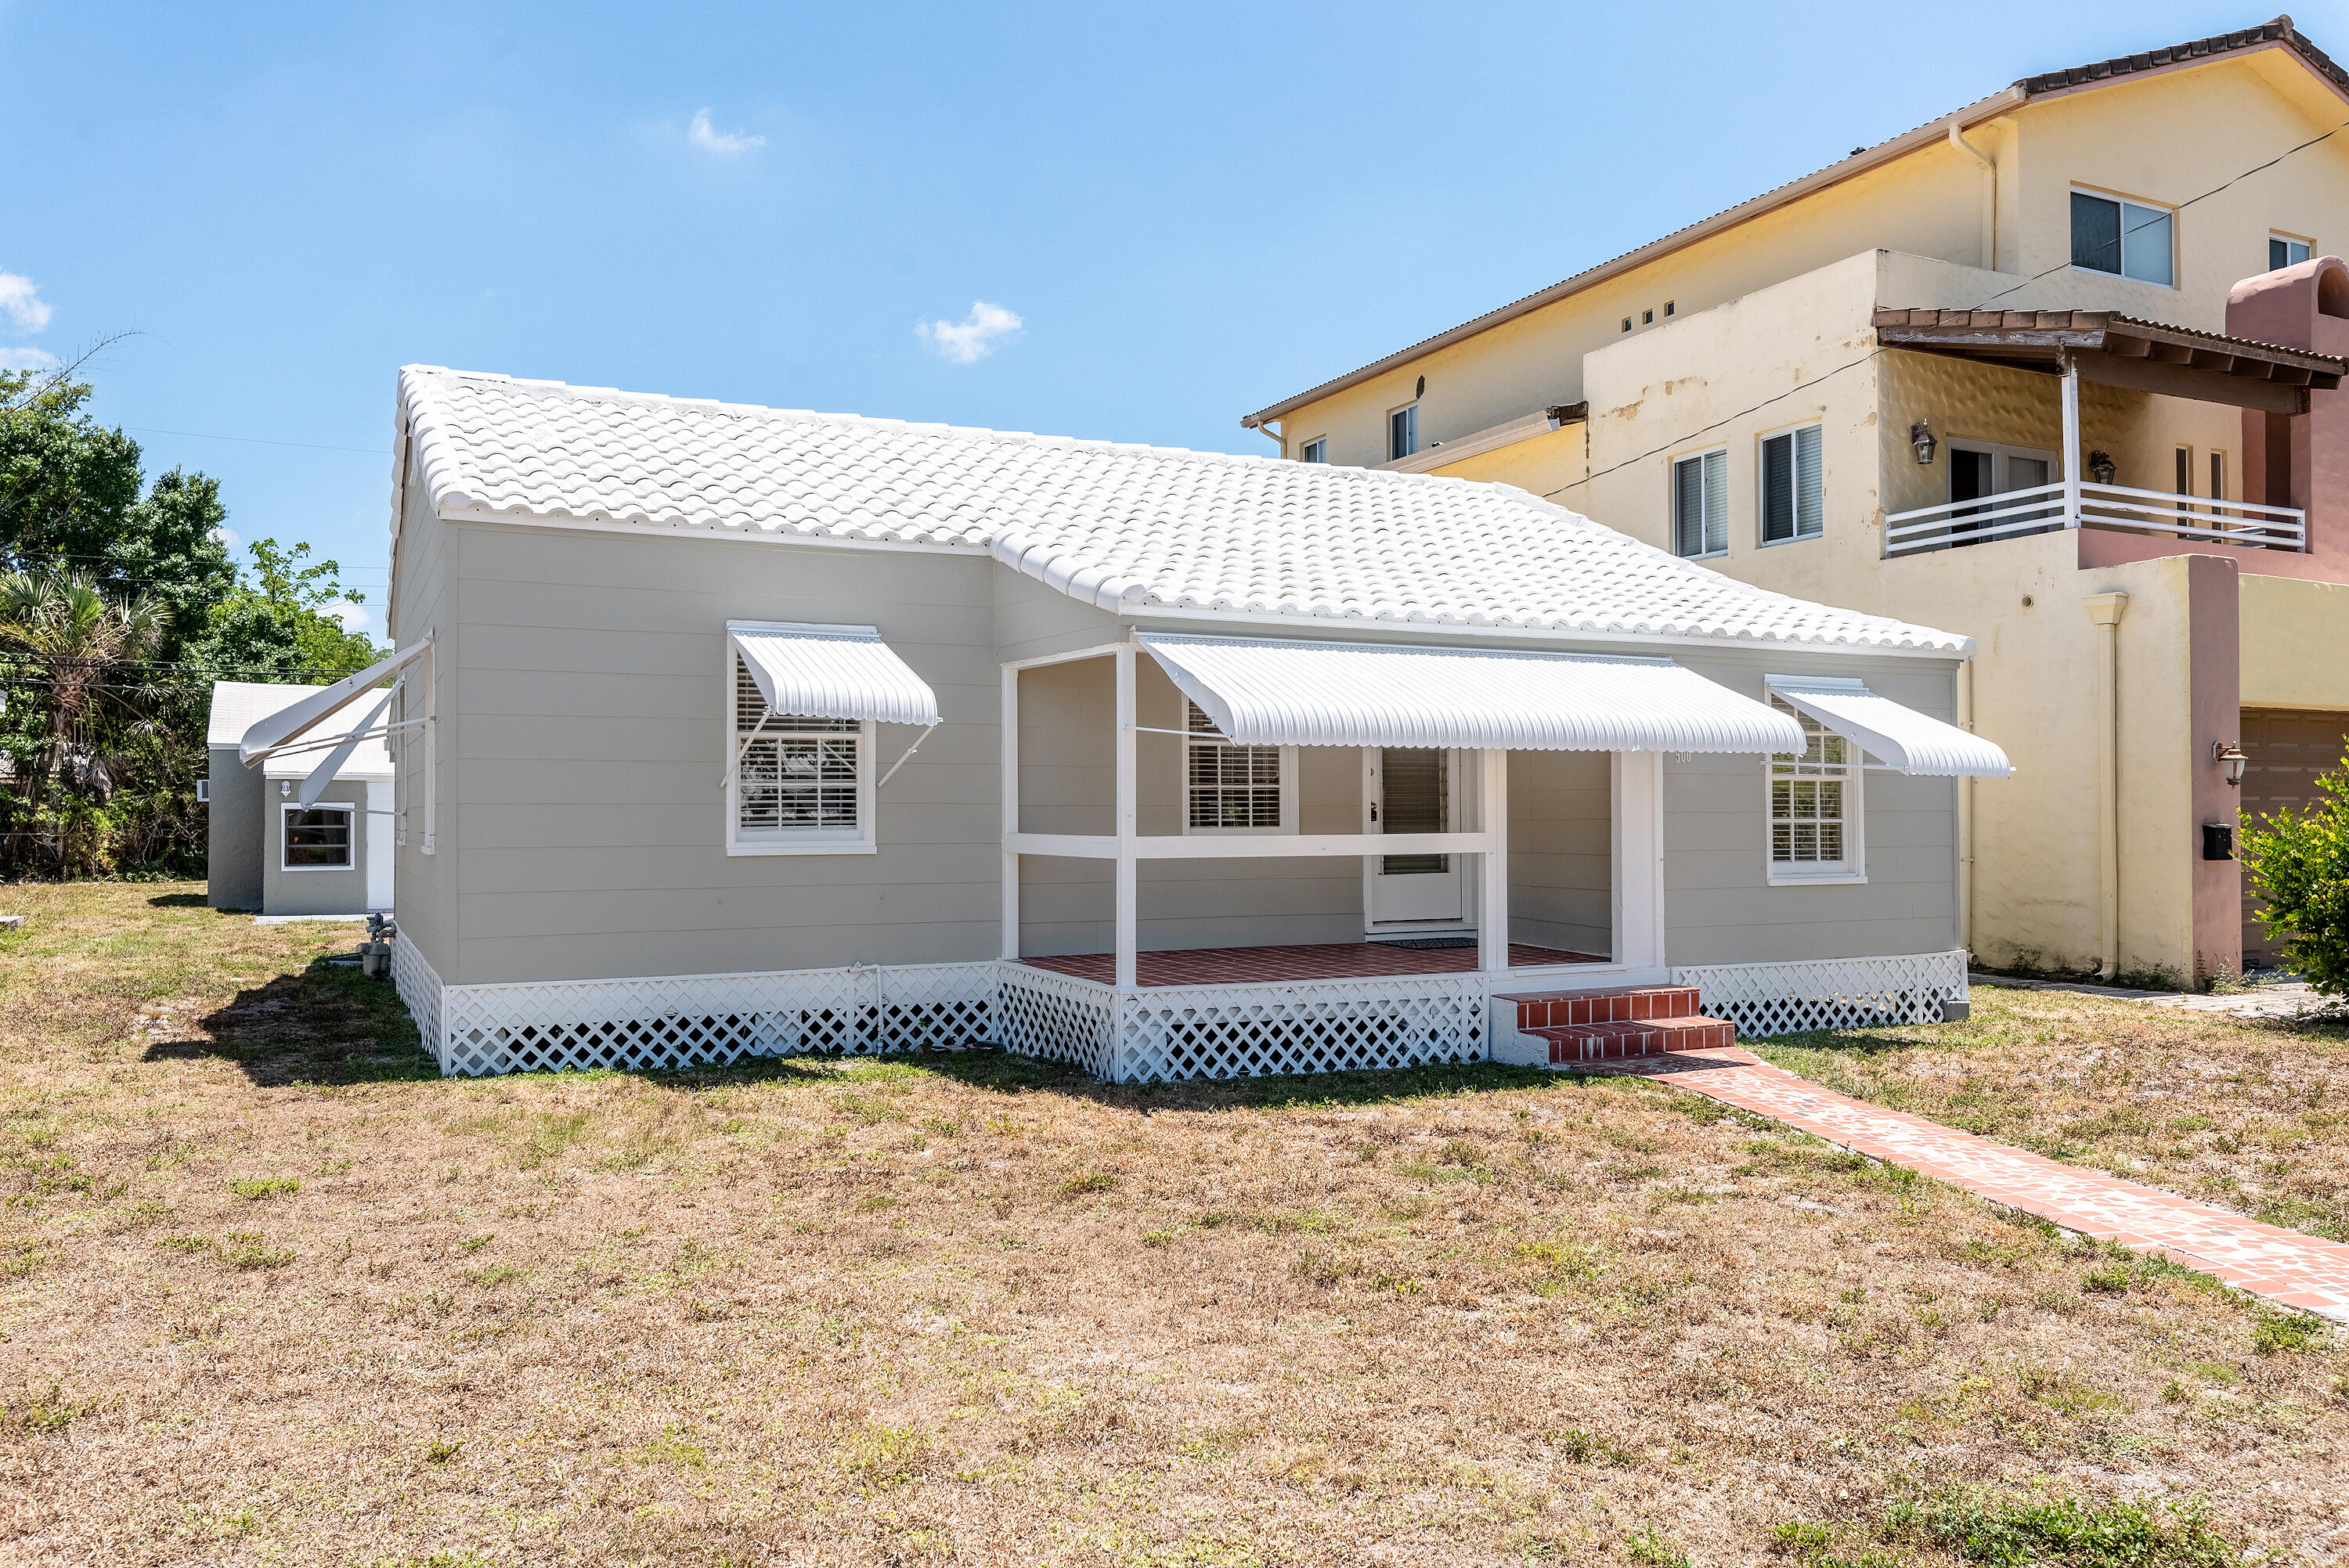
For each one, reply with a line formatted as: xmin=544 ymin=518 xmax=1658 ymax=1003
xmin=1884 ymin=479 xmax=2308 ymax=557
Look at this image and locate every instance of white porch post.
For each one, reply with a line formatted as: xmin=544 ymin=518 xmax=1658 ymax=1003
xmin=1611 ymin=752 xmax=1667 ymax=971
xmin=2060 ymin=349 xmax=2083 ymax=528
xmin=1113 ymin=643 xmax=1138 ymax=989
xmin=1000 ymin=664 xmax=1019 ymax=961
xmin=1478 ymin=748 xmax=1509 ymax=972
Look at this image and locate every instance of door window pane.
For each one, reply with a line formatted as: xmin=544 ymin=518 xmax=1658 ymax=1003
xmin=1379 ymin=748 xmax=1448 ymax=875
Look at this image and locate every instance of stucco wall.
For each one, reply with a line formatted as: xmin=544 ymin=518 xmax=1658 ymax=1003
xmin=206 ymin=746 xmax=264 ymax=911
xmin=2242 ymin=574 xmax=2349 ymax=708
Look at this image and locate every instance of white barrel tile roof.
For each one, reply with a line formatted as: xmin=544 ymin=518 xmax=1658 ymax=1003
xmin=396 ymin=366 xmax=1970 ymax=654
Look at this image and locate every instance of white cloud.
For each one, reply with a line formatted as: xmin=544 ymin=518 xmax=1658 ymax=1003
xmin=916 ymin=301 xmax=1023 ymax=365
xmin=211 ymin=524 xmax=242 ymax=556
xmin=688 ymin=109 xmax=765 ymax=156
xmin=0 ymin=346 xmax=60 ymax=370
xmin=323 ymin=598 xmax=375 ymax=636
xmin=0 ymin=272 xmax=52 ymax=335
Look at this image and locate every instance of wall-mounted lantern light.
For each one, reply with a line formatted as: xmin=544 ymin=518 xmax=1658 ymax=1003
xmin=1910 ymin=420 xmax=1936 ymax=465
xmin=2087 ymin=449 xmax=2117 ymax=485
xmin=2214 ymin=741 xmax=2249 ymax=787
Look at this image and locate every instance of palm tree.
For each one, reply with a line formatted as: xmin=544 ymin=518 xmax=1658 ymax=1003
xmin=0 ymin=569 xmax=161 ymax=872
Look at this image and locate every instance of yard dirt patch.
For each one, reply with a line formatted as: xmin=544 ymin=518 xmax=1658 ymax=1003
xmin=2 ymin=884 xmax=2346 ymax=1565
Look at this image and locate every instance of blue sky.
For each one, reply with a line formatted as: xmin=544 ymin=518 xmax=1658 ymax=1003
xmin=1 ymin=0 xmax=2325 ymax=636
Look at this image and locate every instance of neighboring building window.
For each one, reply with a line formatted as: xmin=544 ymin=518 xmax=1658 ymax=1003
xmin=1388 ymin=404 xmax=1419 ymax=461
xmin=2210 ymin=449 xmax=2228 ymax=503
xmin=1299 ymin=438 xmax=1326 ymax=463
xmin=2272 ymin=234 xmax=2313 ymax=271
xmin=283 ymin=804 xmax=354 ymax=871
xmin=1759 ymin=424 xmax=1824 ymax=544
xmin=729 ymin=654 xmax=873 ymax=853
xmin=2071 ymin=189 xmax=2173 ymax=285
xmin=1672 ymin=448 xmax=1729 ymax=558
xmin=1182 ymin=700 xmax=1293 ymax=834
xmin=2175 ymin=445 xmax=2194 ymax=498
xmin=1766 ymin=701 xmax=1861 ymax=881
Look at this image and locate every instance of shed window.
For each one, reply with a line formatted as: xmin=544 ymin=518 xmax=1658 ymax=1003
xmin=730 ymin=655 xmax=872 ymax=852
xmin=1766 ymin=701 xmax=1862 ymax=881
xmin=283 ymin=805 xmax=354 ymax=871
xmin=2071 ymin=189 xmax=2173 ymax=285
xmin=1760 ymin=424 xmax=1823 ymax=543
xmin=1183 ymin=700 xmax=1294 ymax=834
xmin=1672 ymin=448 xmax=1728 ymax=558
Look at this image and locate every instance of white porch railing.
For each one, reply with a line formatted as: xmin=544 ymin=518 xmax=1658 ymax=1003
xmin=1885 ymin=480 xmax=2307 ymax=557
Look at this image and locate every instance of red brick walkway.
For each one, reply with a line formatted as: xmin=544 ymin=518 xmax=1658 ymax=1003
xmin=1604 ymin=1045 xmax=2349 ymax=1322
xmin=1021 ymin=941 xmax=1603 ymax=988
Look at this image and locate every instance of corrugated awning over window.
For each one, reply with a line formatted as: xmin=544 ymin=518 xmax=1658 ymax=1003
xmin=1137 ymin=633 xmax=1807 ymax=753
xmin=1766 ymin=675 xmax=2012 ymax=777
xmin=731 ymin=622 xmax=940 ymax=726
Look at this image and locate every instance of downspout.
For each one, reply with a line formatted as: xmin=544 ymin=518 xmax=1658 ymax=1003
xmin=1948 ymin=122 xmax=1997 ymax=272
xmin=1246 ymin=417 xmax=1285 ymax=457
xmin=2084 ymin=592 xmax=2130 ymax=979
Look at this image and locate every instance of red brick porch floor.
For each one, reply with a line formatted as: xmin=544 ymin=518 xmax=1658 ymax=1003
xmin=1602 ymin=1044 xmax=2349 ymax=1322
xmin=1021 ymin=941 xmax=1604 ymax=988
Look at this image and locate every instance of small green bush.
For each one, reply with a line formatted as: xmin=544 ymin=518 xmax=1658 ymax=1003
xmin=2242 ymin=752 xmax=2349 ymax=993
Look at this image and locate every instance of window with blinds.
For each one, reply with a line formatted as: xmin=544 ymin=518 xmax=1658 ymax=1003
xmin=731 ymin=655 xmax=868 ymax=847
xmin=1185 ymin=700 xmax=1285 ymax=831
xmin=1766 ymin=700 xmax=1860 ymax=879
xmin=1672 ymin=448 xmax=1728 ymax=557
xmin=1760 ymin=424 xmax=1823 ymax=543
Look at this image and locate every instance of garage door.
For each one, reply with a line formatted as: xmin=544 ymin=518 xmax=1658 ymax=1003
xmin=2240 ymin=708 xmax=2349 ymax=967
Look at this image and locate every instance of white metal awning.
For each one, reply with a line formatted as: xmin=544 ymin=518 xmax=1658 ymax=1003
xmin=1138 ymin=633 xmax=1807 ymax=752
xmin=731 ymin=621 xmax=940 ymax=726
xmin=240 ymin=638 xmax=432 ymax=765
xmin=1766 ymin=676 xmax=2012 ymax=777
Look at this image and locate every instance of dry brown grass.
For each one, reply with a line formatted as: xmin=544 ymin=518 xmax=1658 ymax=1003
xmin=2 ymin=884 xmax=2346 ymax=1565
xmin=1760 ymin=984 xmax=2349 ymax=1243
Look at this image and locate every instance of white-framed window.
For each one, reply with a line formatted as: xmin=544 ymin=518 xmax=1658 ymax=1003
xmin=2210 ymin=449 xmax=2228 ymax=502
xmin=2071 ymin=187 xmax=2174 ymax=286
xmin=726 ymin=650 xmax=875 ymax=856
xmin=1387 ymin=404 xmax=1419 ymax=461
xmin=1759 ymin=423 xmax=1824 ymax=544
xmin=1298 ymin=437 xmax=1326 ymax=463
xmin=282 ymin=803 xmax=355 ymax=871
xmin=196 ymin=777 xmax=211 ymax=804
xmin=1672 ymin=447 xmax=1728 ymax=558
xmin=2271 ymin=232 xmax=2313 ymax=272
xmin=1181 ymin=700 xmax=1296 ymax=834
xmin=1766 ymin=700 xmax=1863 ymax=884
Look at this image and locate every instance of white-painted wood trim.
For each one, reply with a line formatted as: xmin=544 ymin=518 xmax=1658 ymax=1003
xmin=1611 ymin=752 xmax=1665 ymax=970
xmin=1001 ymin=641 xmax=1132 ymax=672
xmin=1004 ymin=830 xmax=1497 ymax=861
xmin=1129 ymin=605 xmax=1970 ymax=659
xmin=1114 ymin=643 xmax=1138 ymax=989
xmin=1000 ymin=664 xmax=1019 ymax=961
xmin=1478 ymin=748 xmax=1508 ymax=974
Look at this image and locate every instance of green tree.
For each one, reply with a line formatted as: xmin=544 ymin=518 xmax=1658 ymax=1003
xmin=2242 ymin=752 xmax=2349 ymax=993
xmin=185 ymin=537 xmax=381 ymax=682
xmin=0 ymin=569 xmax=165 ymax=875
xmin=0 ymin=366 xmax=235 ymax=659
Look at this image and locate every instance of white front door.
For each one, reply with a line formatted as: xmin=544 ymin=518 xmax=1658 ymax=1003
xmin=1364 ymin=748 xmax=1467 ymax=928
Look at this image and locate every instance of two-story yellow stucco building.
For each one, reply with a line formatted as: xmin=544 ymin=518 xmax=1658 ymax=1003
xmin=1241 ymin=16 xmax=2349 ymax=986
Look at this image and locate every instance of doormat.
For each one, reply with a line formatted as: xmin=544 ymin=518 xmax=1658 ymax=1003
xmin=1373 ymin=935 xmax=1479 ymax=950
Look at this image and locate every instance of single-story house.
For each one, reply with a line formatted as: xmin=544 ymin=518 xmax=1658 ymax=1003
xmin=206 ymin=681 xmax=392 ymax=917
xmin=251 ymin=366 xmax=2011 ymax=1080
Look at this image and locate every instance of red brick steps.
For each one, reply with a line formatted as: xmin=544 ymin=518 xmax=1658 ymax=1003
xmin=1491 ymin=985 xmax=1735 ymax=1069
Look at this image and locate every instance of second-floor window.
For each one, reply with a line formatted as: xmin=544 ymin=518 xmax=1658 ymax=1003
xmin=2071 ymin=189 xmax=2173 ymax=286
xmin=1759 ymin=424 xmax=1824 ymax=544
xmin=1299 ymin=438 xmax=1326 ymax=463
xmin=2272 ymin=233 xmax=2313 ymax=271
xmin=1388 ymin=404 xmax=1418 ymax=461
xmin=1672 ymin=449 xmax=1728 ymax=559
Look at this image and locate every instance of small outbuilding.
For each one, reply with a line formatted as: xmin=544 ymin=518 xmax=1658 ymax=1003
xmin=205 ymin=681 xmax=392 ymax=917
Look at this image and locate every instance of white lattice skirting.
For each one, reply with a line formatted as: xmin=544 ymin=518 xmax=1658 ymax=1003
xmin=389 ymin=941 xmax=1966 ymax=1076
xmin=1669 ymin=949 xmax=1968 ymax=1037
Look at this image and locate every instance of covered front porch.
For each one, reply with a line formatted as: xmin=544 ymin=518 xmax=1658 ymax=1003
xmin=1022 ymin=939 xmax=1605 ymax=986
